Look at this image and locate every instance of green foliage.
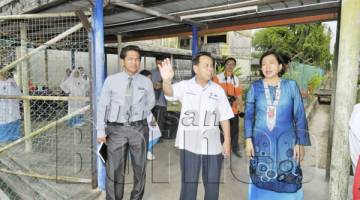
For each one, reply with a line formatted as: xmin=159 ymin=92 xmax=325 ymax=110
xmin=216 ymin=64 xmax=225 ymax=74
xmin=215 ymin=64 xmax=242 ymax=77
xmin=233 ymin=67 xmax=242 ymax=77
xmin=252 ymin=23 xmax=333 ymax=69
xmin=307 ymin=74 xmax=324 ymax=94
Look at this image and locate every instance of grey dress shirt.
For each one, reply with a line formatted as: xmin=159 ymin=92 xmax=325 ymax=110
xmin=97 ymin=72 xmax=155 ymax=137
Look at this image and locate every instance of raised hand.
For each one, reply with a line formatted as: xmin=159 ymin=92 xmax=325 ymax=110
xmin=158 ymin=58 xmax=174 ymax=82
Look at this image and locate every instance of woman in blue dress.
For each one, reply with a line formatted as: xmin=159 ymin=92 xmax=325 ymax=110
xmin=244 ymin=50 xmax=311 ymax=200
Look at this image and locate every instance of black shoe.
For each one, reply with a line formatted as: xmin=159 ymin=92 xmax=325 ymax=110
xmin=233 ymin=151 xmax=242 ymax=158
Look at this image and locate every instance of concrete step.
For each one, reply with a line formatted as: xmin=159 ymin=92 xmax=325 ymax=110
xmin=68 ymin=188 xmax=102 ymax=200
xmin=0 ymin=154 xmax=61 ymax=200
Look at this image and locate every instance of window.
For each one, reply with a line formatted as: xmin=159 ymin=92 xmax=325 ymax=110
xmin=179 ymin=38 xmax=191 ymax=49
xmin=207 ymin=34 xmax=227 ymax=43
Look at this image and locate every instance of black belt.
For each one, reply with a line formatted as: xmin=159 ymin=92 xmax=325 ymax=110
xmin=107 ymin=119 xmax=146 ymax=127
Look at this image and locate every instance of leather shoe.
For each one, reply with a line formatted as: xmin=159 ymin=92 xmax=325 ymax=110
xmin=233 ymin=151 xmax=242 ymax=158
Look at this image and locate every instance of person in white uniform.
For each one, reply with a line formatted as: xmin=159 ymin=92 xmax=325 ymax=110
xmin=159 ymin=52 xmax=234 ymax=200
xmin=349 ymin=103 xmax=360 ymax=171
xmin=60 ymin=69 xmax=89 ymax=127
xmin=139 ymin=69 xmax=162 ymax=160
xmin=0 ymin=70 xmax=22 ymax=142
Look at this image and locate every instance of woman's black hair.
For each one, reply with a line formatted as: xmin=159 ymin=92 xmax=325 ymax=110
xmin=259 ymin=50 xmax=286 ymax=77
xmin=139 ymin=69 xmax=152 ymax=77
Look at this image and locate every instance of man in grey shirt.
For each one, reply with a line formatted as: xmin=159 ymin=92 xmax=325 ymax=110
xmin=151 ymin=55 xmax=169 ymax=136
xmin=97 ymin=45 xmax=155 ymax=200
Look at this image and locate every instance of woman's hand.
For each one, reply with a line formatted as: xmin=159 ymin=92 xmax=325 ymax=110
xmin=294 ymin=144 xmax=305 ymax=163
xmin=245 ymin=138 xmax=254 ymax=159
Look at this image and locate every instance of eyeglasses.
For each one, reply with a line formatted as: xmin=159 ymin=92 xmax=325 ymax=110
xmin=125 ymin=57 xmax=141 ymax=63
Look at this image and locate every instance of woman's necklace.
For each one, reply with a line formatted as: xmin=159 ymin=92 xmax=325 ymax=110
xmin=263 ymin=79 xmax=281 ymax=131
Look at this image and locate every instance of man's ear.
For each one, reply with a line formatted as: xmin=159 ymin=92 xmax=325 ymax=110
xmin=193 ymin=65 xmax=198 ymax=74
xmin=120 ymin=59 xmax=124 ymax=67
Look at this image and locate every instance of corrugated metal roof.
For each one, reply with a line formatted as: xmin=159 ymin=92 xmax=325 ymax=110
xmin=7 ymin=0 xmax=341 ymax=42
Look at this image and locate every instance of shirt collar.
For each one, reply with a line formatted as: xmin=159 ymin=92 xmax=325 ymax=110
xmin=190 ymin=77 xmax=212 ymax=90
xmin=122 ymin=71 xmax=139 ymax=79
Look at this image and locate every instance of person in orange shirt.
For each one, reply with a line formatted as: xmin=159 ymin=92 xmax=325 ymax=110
xmin=213 ymin=57 xmax=244 ymax=157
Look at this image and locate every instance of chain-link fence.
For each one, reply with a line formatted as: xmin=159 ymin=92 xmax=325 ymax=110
xmin=283 ymin=62 xmax=325 ymax=92
xmin=0 ymin=13 xmax=93 ymax=199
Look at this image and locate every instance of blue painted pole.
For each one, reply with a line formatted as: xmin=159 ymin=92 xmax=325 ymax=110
xmin=92 ymin=0 xmax=106 ymax=191
xmin=192 ymin=25 xmax=198 ymax=57
xmin=191 ymin=25 xmax=198 ymax=76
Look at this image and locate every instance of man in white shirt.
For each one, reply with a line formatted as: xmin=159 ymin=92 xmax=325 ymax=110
xmin=349 ymin=103 xmax=360 ymax=172
xmin=159 ymin=52 xmax=233 ymax=200
xmin=96 ymin=45 xmax=155 ymax=200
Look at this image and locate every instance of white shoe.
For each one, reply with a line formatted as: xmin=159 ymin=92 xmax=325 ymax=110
xmin=147 ymin=152 xmax=155 ymax=160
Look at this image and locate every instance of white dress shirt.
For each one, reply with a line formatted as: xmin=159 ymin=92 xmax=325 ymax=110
xmin=349 ymin=103 xmax=360 ymax=171
xmin=165 ymin=77 xmax=234 ymax=155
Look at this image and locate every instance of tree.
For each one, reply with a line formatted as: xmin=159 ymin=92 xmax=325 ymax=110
xmin=252 ymin=23 xmax=333 ymax=69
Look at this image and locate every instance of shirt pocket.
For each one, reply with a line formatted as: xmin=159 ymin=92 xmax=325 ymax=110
xmin=133 ymin=86 xmax=146 ymax=104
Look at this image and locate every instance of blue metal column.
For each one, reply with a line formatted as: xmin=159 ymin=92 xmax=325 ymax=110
xmin=92 ymin=0 xmax=106 ymax=191
xmin=191 ymin=25 xmax=198 ymax=76
xmin=192 ymin=25 xmax=198 ymax=57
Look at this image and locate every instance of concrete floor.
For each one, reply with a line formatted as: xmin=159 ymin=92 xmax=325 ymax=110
xmin=95 ymin=139 xmax=329 ymax=200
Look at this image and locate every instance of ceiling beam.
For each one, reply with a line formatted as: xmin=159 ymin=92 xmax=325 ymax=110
xmin=105 ymin=0 xmax=287 ymax=28
xmin=112 ymin=10 xmax=337 ymax=42
xmin=267 ymin=3 xmax=274 ymax=10
xmin=110 ymin=0 xmax=207 ymax=28
xmin=105 ymin=1 xmax=339 ymax=41
xmin=281 ymin=1 xmax=289 ymax=8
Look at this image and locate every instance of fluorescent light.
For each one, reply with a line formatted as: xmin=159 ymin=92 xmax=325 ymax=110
xmin=180 ymin=5 xmax=258 ymax=20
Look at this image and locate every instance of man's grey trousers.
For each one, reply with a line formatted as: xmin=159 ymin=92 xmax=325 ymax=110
xmin=105 ymin=122 xmax=148 ymax=200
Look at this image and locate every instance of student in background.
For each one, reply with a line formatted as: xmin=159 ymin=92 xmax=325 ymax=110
xmin=213 ymin=57 xmax=244 ymax=158
xmin=60 ymin=69 xmax=89 ymax=127
xmin=0 ymin=69 xmax=22 ymax=142
xmin=140 ymin=69 xmax=162 ymax=161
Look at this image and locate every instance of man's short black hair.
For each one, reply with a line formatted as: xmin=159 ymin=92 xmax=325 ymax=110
xmin=155 ymin=55 xmax=170 ymax=61
xmin=139 ymin=69 xmax=151 ymax=77
xmin=225 ymin=57 xmax=237 ymax=65
xmin=259 ymin=50 xmax=286 ymax=77
xmin=192 ymin=52 xmax=214 ymax=66
xmin=120 ymin=45 xmax=142 ymax=59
